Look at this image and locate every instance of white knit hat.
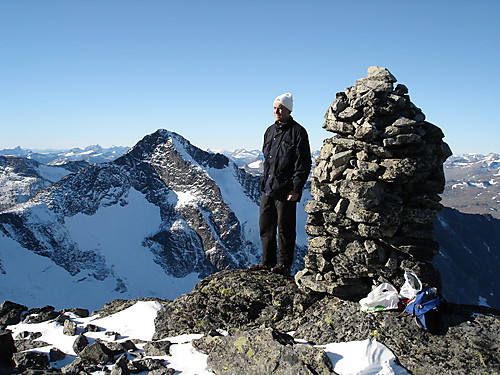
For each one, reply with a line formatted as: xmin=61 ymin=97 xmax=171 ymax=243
xmin=274 ymin=93 xmax=293 ymax=112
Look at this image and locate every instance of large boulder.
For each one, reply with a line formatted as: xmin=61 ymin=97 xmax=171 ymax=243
xmin=0 ymin=301 xmax=27 ymax=325
xmin=153 ymin=269 xmax=320 ymax=339
xmin=200 ymin=328 xmax=333 ymax=375
xmin=0 ymin=330 xmax=16 ymax=368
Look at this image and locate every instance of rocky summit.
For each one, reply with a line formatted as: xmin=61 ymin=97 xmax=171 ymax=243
xmin=2 ymin=270 xmax=498 ymax=374
xmin=296 ymin=66 xmax=452 ymax=299
xmin=152 ymin=270 xmax=499 ymax=374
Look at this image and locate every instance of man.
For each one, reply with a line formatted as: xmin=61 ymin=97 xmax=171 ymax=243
xmin=250 ymin=93 xmax=312 ymax=276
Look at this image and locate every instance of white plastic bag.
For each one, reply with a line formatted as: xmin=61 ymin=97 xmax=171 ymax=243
xmin=359 ymin=283 xmax=400 ymax=312
xmin=399 ymin=270 xmax=422 ymax=300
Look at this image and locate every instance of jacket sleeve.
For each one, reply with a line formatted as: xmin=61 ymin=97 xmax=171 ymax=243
xmin=291 ymin=127 xmax=312 ymax=194
xmin=260 ymin=126 xmax=272 ymax=192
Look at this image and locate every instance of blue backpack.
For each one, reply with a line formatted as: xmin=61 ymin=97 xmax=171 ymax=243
xmin=405 ymin=287 xmax=443 ymax=331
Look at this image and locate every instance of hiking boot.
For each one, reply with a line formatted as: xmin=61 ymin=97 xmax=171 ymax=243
xmin=271 ymin=264 xmax=291 ymax=276
xmin=248 ymin=263 xmax=271 ymax=271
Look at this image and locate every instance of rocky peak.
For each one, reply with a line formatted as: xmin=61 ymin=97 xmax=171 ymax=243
xmin=0 ymin=128 xmax=262 ymax=302
xmin=0 ymin=156 xmax=78 ymax=212
xmin=121 ymin=129 xmax=228 ymax=169
xmin=296 ymin=66 xmax=452 ymax=299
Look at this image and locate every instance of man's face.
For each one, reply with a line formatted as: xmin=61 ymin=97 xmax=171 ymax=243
xmin=273 ymin=102 xmax=291 ymax=123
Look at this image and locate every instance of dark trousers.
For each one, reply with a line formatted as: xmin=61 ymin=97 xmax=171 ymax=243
xmin=259 ymin=193 xmax=297 ymax=268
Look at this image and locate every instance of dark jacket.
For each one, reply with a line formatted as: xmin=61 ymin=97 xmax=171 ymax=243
xmin=261 ymin=116 xmax=311 ymax=201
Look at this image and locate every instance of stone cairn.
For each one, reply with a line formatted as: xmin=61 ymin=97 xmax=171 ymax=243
xmin=295 ymin=66 xmax=452 ymax=299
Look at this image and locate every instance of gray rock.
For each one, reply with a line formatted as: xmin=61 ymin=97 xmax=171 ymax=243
xmin=0 ymin=301 xmax=27 ymax=325
xmin=82 ymin=323 xmax=101 ymax=333
xmin=354 ymin=77 xmax=394 ymax=94
xmin=367 ymin=66 xmax=397 ymax=82
xmin=105 ymin=331 xmax=120 ymax=340
xmin=72 ymin=334 xmax=89 ymax=354
xmin=23 ymin=306 xmax=60 ymax=324
xmin=61 ymin=308 xmax=89 ymax=318
xmin=0 ymin=330 xmax=15 ymax=368
xmin=111 ymin=354 xmax=130 ymax=375
xmin=130 ymin=358 xmax=171 ymax=372
xmin=102 ymin=340 xmax=138 ymax=356
xmin=61 ymin=357 xmax=101 ymax=374
xmin=49 ymin=348 xmax=66 ymax=362
xmin=14 ymin=337 xmax=51 ymax=352
xmin=15 ymin=331 xmax=42 ymax=340
xmin=206 ymin=328 xmax=333 ymax=375
xmin=63 ymin=319 xmax=77 ymax=336
xmin=143 ymin=340 xmax=172 ymax=356
xmin=322 ymin=119 xmax=355 ymax=135
xmin=79 ymin=342 xmax=114 ymax=365
xmin=13 ymin=351 xmax=49 ymax=369
xmin=338 ymin=106 xmax=363 ymax=122
xmin=382 ymin=133 xmax=422 ymax=147
xmin=153 ymin=270 xmax=320 ymax=340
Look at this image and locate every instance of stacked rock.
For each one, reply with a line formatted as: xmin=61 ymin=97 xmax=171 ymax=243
xmin=295 ymin=66 xmax=452 ymax=299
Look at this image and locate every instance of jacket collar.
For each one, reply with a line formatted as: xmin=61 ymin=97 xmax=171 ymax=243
xmin=275 ymin=115 xmax=294 ymax=130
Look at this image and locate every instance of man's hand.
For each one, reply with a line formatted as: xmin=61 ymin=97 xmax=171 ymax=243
xmin=286 ymin=192 xmax=299 ymax=202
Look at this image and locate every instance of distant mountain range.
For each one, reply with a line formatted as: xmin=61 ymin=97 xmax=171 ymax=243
xmin=222 ymin=150 xmax=500 ymax=220
xmin=441 ymin=153 xmax=500 ymax=219
xmin=4 ymin=146 xmax=497 ymax=219
xmin=0 ymin=145 xmax=130 ymax=165
xmin=0 ymin=137 xmax=498 ymax=310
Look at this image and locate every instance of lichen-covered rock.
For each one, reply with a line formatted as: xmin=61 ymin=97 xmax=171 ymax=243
xmin=129 ymin=358 xmax=173 ymax=373
xmin=153 ymin=270 xmax=320 ymax=339
xmin=143 ymin=341 xmax=172 ymax=356
xmin=205 ymin=328 xmax=333 ymax=375
xmin=12 ymin=351 xmax=49 ymax=370
xmin=293 ymin=296 xmax=500 ymax=375
xmin=151 ymin=270 xmax=499 ymax=374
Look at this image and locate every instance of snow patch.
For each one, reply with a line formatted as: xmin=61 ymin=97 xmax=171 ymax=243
xmin=6 ymin=301 xmax=411 ymax=375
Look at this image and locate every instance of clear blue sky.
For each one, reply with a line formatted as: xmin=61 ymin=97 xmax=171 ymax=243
xmin=1 ymin=0 xmax=499 ymax=154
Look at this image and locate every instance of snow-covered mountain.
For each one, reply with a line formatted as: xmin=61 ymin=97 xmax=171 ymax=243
xmin=442 ymin=153 xmax=500 ymax=218
xmin=0 ymin=156 xmax=88 ymax=212
xmin=220 ymin=149 xmax=321 ymax=176
xmin=217 ymin=149 xmax=264 ymax=175
xmin=0 ymin=145 xmax=128 ymax=213
xmin=0 ymin=130 xmax=311 ymax=310
xmin=0 ymin=145 xmax=129 ymax=165
xmin=1 ymin=135 xmax=499 ymax=310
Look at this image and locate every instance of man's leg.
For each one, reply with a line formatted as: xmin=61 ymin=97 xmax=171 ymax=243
xmin=259 ymin=193 xmax=278 ymax=267
xmin=276 ymin=199 xmax=297 ymax=269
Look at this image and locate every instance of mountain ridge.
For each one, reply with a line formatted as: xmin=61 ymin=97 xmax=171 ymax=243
xmin=0 ymin=129 xmax=262 ymax=310
xmin=0 ymin=131 xmax=499 ymax=310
